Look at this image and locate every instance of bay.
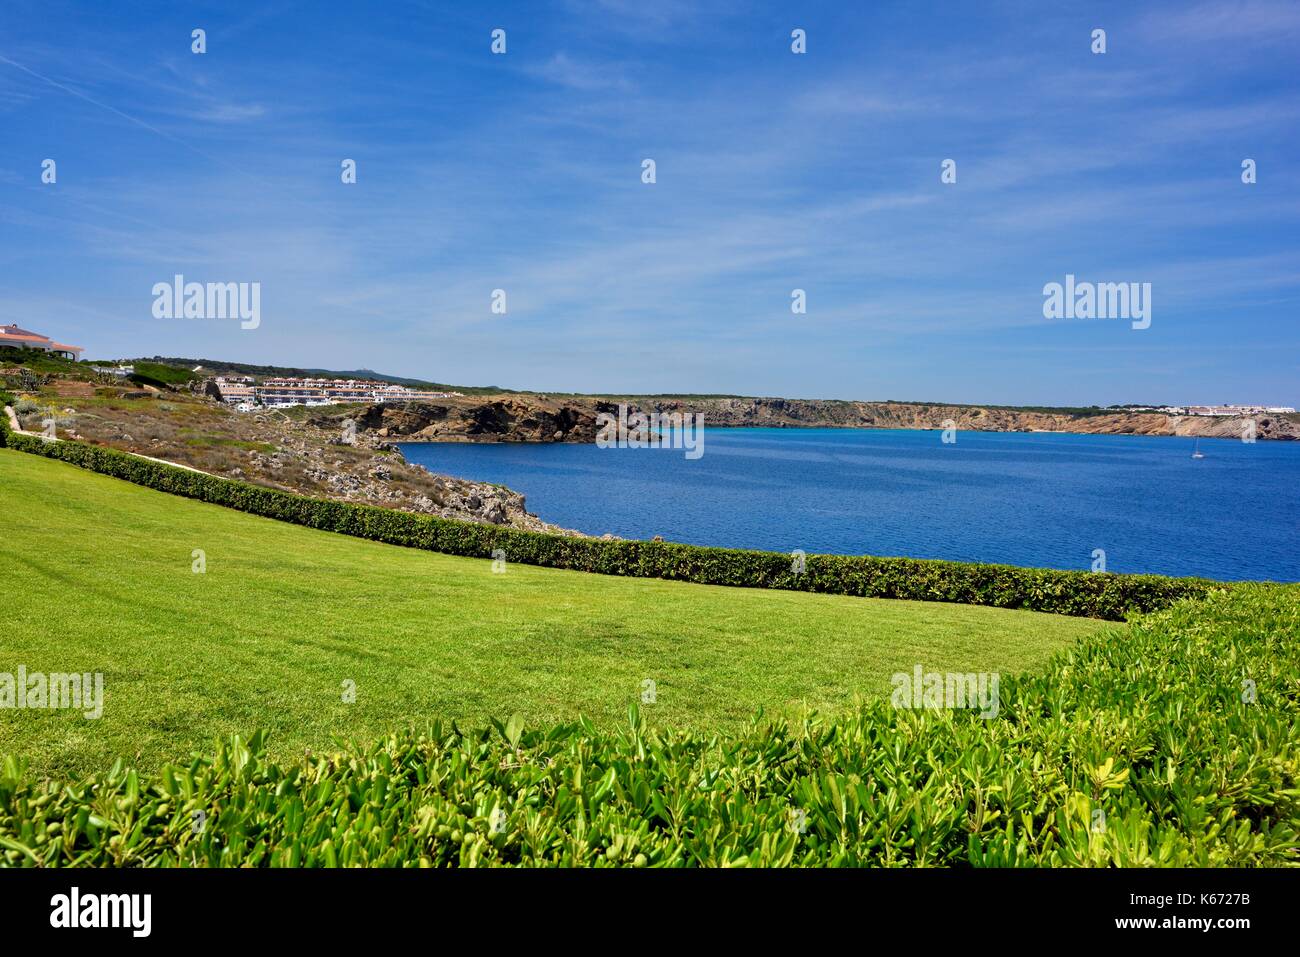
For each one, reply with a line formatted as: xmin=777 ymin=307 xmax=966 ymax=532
xmin=400 ymin=429 xmax=1300 ymax=581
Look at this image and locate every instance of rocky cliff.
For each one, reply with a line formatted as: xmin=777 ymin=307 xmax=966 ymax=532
xmin=346 ymin=394 xmax=1300 ymax=442
xmin=642 ymin=398 xmax=1300 ymax=440
xmin=352 ymin=396 xmax=606 ymax=442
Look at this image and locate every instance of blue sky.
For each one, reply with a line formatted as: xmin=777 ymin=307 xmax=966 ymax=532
xmin=1 ymin=1 xmax=1296 ymax=404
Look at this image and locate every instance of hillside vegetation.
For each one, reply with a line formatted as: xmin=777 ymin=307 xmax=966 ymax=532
xmin=5 ymin=377 xmax=567 ymax=531
xmin=0 ymin=346 xmax=84 ymax=376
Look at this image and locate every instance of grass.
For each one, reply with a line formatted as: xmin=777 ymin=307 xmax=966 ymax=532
xmin=7 ymin=582 xmax=1291 ymax=867
xmin=0 ymin=448 xmax=1105 ymax=778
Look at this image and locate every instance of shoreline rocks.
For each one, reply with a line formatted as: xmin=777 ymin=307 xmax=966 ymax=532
xmin=337 ymin=395 xmax=1299 ymax=443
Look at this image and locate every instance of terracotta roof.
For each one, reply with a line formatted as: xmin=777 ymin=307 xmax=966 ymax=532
xmin=0 ymin=326 xmax=82 ymax=351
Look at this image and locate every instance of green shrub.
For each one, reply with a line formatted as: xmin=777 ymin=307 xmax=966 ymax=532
xmin=126 ymin=373 xmax=172 ymax=390
xmin=0 ymin=415 xmax=1213 ymax=619
xmin=0 ymin=345 xmax=80 ymax=375
xmin=0 ymin=583 xmax=1293 ymax=867
xmin=130 ymin=361 xmax=198 ymax=387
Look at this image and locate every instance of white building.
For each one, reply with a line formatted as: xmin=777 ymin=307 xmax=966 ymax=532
xmin=214 ymin=374 xmax=464 ymax=408
xmin=1186 ymin=404 xmax=1295 ymax=416
xmin=0 ymin=324 xmax=83 ymax=360
xmin=90 ymin=364 xmax=134 ymax=377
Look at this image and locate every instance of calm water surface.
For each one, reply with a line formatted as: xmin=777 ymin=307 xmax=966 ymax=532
xmin=400 ymin=429 xmax=1300 ymax=581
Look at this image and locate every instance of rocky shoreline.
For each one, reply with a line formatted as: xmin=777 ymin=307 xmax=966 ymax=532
xmin=339 ymin=394 xmax=1300 ymax=443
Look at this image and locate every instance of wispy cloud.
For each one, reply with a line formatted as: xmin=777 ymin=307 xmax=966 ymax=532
xmin=529 ymin=52 xmax=633 ymax=92
xmin=1141 ymin=0 xmax=1300 ymax=43
xmin=0 ymin=0 xmax=1296 ymax=405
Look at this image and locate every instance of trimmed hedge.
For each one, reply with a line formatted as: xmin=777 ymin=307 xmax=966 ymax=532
xmin=0 ymin=412 xmax=1213 ymax=619
xmin=1 ymin=583 xmax=1295 ymax=866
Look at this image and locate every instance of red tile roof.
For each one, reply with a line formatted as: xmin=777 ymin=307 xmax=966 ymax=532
xmin=0 ymin=324 xmax=48 ymax=339
xmin=0 ymin=325 xmax=83 ymax=352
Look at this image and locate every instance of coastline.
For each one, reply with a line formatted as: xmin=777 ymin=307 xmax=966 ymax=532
xmin=389 ymin=420 xmax=1291 ymax=443
xmin=352 ymin=395 xmax=1300 ymax=444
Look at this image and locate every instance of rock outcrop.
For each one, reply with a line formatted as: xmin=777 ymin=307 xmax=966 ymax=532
xmin=335 ymin=394 xmax=1300 ymax=443
xmin=642 ymin=398 xmax=1300 ymax=440
xmin=346 ymin=397 xmax=605 ymax=443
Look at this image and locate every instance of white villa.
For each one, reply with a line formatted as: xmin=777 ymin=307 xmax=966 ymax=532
xmin=0 ymin=324 xmax=84 ymax=360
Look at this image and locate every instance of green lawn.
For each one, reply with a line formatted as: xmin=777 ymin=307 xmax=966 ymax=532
xmin=0 ymin=448 xmax=1106 ymax=777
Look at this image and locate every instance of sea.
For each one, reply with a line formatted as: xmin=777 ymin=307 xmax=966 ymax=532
xmin=400 ymin=428 xmax=1300 ymax=582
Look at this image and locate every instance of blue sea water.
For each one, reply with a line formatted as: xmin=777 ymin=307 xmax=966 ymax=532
xmin=400 ymin=429 xmax=1300 ymax=581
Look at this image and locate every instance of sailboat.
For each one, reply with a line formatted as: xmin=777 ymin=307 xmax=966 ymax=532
xmin=1191 ymin=437 xmax=1205 ymax=459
